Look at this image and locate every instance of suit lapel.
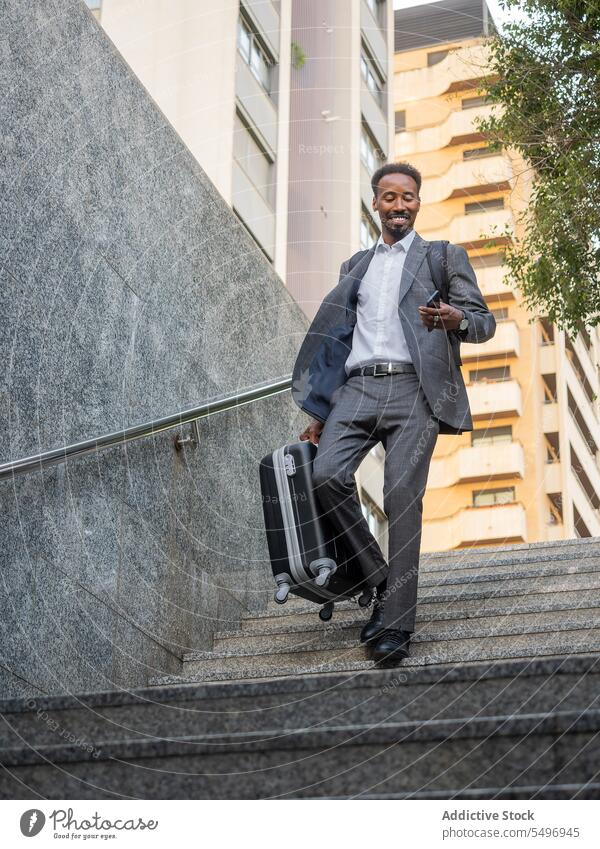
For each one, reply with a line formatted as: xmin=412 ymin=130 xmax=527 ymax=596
xmin=398 ymin=233 xmax=429 ymax=306
xmin=330 ymin=246 xmax=376 ymax=312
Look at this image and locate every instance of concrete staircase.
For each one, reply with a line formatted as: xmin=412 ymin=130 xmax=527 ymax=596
xmin=1 ymin=538 xmax=599 ymax=799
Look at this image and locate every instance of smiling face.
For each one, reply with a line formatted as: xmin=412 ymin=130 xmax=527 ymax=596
xmin=372 ymin=172 xmax=421 ymax=244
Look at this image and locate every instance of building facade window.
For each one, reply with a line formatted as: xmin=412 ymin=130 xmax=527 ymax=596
xmin=491 ymin=306 xmax=509 ymax=322
xmin=473 ymin=487 xmax=516 ymax=507
xmin=470 ymin=252 xmax=505 ymax=268
xmin=394 ymin=110 xmax=406 ymax=133
xmin=465 ymin=197 xmax=504 ymax=215
xmin=463 ymin=145 xmax=499 ymax=160
xmin=468 ymin=365 xmax=511 ymax=383
xmin=233 ymin=111 xmax=274 ymax=206
xmin=471 ymin=425 xmax=513 ymax=447
xmin=360 ymin=206 xmax=380 ymax=250
xmin=237 ymin=13 xmax=273 ymax=93
xmin=360 ymin=123 xmax=383 ymax=174
xmin=462 ymin=95 xmax=490 ymax=109
xmin=360 ymin=44 xmax=385 ymax=108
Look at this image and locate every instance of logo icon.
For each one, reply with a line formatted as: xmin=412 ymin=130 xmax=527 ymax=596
xmin=20 ymin=810 xmax=46 ymax=837
xmin=292 ymin=368 xmax=313 ymax=405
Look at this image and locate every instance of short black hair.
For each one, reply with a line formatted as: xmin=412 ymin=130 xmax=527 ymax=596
xmin=371 ymin=161 xmax=422 ymax=197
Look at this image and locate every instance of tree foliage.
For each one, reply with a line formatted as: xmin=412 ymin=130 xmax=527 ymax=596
xmin=478 ymin=0 xmax=600 ymax=331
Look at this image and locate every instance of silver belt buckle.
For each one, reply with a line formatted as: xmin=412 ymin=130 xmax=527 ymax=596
xmin=373 ymin=363 xmax=386 ymax=377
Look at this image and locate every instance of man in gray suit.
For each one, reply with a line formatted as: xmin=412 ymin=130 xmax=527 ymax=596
xmin=291 ymin=162 xmax=495 ymax=665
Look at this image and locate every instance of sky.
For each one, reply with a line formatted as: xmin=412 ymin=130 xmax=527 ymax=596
xmin=393 ymin=0 xmax=510 ymax=28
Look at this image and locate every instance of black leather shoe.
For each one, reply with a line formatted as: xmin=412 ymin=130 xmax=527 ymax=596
xmin=359 ymin=600 xmax=385 ymax=645
xmin=372 ymin=629 xmax=411 ymax=665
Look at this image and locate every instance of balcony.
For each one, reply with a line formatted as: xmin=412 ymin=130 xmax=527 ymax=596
xmin=461 ymin=320 xmax=520 ymax=362
xmin=428 ymin=441 xmax=525 ymax=488
xmin=422 ymin=502 xmax=528 ymax=551
xmin=567 ymin=416 xmax=600 ymax=495
xmin=474 ymin=264 xmax=514 ymax=300
xmin=565 ymin=359 xmax=599 ymax=437
xmin=232 ymin=160 xmax=275 ymax=259
xmin=572 ymin=332 xmax=598 ymax=388
xmin=421 ymin=156 xmax=512 ymax=204
xmin=570 ymin=472 xmax=600 ymax=536
xmin=467 ymin=378 xmax=522 ymax=420
xmin=542 ymin=402 xmax=559 ymax=432
xmin=544 ymin=461 xmax=562 ymax=494
xmin=395 ymin=44 xmax=489 ymax=104
xmin=539 ymin=342 xmax=556 ymax=374
xmin=396 ymin=104 xmax=494 ymax=155
xmin=360 ymin=0 xmax=387 ymax=73
xmin=235 ymin=53 xmax=278 ymax=154
xmin=421 ymin=208 xmax=513 ymax=249
xmin=244 ymin=0 xmax=280 ymax=59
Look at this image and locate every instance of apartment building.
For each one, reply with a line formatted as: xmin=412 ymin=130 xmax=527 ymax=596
xmin=94 ymin=0 xmax=292 ymax=277
xmin=88 ymin=0 xmax=394 ymax=306
xmin=393 ymin=0 xmax=600 ymax=550
xmin=286 ymin=0 xmax=394 ymax=316
xmin=89 ymin=0 xmax=394 ymax=542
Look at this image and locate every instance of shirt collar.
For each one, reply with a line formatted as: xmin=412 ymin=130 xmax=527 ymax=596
xmin=375 ymin=228 xmax=417 ymax=253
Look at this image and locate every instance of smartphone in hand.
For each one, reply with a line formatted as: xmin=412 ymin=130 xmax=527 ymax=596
xmin=425 ymin=290 xmax=441 ymax=332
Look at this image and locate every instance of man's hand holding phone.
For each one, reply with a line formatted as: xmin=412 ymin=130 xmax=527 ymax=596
xmin=419 ymin=291 xmax=464 ymax=331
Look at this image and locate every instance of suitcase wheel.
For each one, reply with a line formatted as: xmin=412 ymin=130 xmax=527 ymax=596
xmin=319 ymin=602 xmax=334 ymax=622
xmin=358 ymin=588 xmax=374 ymax=608
xmin=274 ymin=582 xmax=291 ymax=605
xmin=314 ymin=565 xmax=334 ymax=587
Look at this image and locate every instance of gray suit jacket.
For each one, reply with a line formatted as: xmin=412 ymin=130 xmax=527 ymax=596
xmin=291 ymin=231 xmax=496 ymax=434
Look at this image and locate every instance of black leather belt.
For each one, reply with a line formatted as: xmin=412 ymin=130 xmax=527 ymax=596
xmin=348 ymin=362 xmax=416 ymax=378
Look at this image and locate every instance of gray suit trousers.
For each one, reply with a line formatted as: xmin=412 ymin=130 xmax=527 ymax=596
xmin=312 ymin=372 xmax=439 ymax=632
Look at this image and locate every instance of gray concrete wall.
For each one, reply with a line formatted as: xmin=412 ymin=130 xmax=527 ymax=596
xmin=0 ymin=0 xmax=308 ymax=699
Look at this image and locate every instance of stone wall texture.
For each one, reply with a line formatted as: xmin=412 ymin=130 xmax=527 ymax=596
xmin=0 ymin=0 xmax=309 ymax=698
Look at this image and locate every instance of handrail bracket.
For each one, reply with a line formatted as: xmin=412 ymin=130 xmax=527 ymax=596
xmin=174 ymin=419 xmax=200 ymax=452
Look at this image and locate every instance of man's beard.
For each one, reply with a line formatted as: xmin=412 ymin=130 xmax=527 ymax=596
xmin=383 ymin=217 xmax=412 ymax=239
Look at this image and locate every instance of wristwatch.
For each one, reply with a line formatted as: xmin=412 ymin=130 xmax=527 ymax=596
xmin=457 ymin=311 xmax=469 ymax=338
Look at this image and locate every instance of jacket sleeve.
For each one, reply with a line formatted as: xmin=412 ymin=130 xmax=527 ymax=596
xmin=338 ymin=258 xmax=349 ymax=282
xmin=290 ymin=261 xmax=345 ymax=417
xmin=446 ymin=243 xmax=496 ymax=344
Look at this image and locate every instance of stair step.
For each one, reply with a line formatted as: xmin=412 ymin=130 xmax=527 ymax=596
xmin=321 ymin=783 xmax=600 ymax=800
xmin=3 ymin=655 xmax=597 ymax=751
xmin=213 ymin=607 xmax=600 ymax=654
xmin=2 ymin=709 xmax=598 ymax=799
xmin=151 ymin=628 xmax=600 ymax=685
xmin=418 ymin=558 xmax=600 ymax=586
xmin=253 ymin=568 xmax=600 ymax=621
xmin=421 ymin=548 xmax=600 ymax=574
xmin=188 ymin=619 xmax=600 ymax=663
xmin=422 ymin=537 xmax=598 ymax=567
xmin=224 ymin=588 xmax=600 ymax=636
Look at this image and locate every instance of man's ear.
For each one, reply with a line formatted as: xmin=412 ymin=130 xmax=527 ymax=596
xmin=371 ymin=194 xmax=377 ymax=211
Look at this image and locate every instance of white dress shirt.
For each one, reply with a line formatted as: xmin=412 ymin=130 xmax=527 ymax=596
xmin=345 ymin=228 xmax=416 ymax=375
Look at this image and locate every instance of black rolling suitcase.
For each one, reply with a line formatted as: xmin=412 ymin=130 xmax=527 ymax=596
xmin=259 ymin=441 xmax=373 ymax=621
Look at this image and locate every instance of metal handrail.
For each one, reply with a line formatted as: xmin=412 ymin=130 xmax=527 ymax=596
xmin=0 ymin=375 xmax=293 ymax=482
